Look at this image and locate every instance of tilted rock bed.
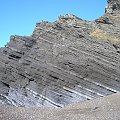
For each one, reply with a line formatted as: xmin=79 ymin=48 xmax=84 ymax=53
xmin=0 ymin=0 xmax=120 ymax=107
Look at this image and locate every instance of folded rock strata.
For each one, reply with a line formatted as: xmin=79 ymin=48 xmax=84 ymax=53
xmin=0 ymin=0 xmax=120 ymax=108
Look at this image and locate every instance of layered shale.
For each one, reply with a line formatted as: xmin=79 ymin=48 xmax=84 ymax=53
xmin=0 ymin=0 xmax=120 ymax=108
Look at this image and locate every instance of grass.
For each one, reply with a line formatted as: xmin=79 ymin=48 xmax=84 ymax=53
xmin=90 ymin=28 xmax=120 ymax=42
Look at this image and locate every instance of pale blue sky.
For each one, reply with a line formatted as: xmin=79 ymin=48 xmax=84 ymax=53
xmin=0 ymin=0 xmax=107 ymax=47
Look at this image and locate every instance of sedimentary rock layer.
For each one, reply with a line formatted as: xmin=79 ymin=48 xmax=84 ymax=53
xmin=0 ymin=93 xmax=120 ymax=120
xmin=0 ymin=0 xmax=120 ymax=107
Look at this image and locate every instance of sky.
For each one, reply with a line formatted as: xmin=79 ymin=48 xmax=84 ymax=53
xmin=0 ymin=0 xmax=107 ymax=47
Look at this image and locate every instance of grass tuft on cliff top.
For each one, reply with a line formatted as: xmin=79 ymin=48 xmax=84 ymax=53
xmin=90 ymin=28 xmax=120 ymax=42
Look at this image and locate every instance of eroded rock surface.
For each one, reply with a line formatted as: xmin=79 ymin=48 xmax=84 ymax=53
xmin=0 ymin=0 xmax=120 ymax=107
xmin=0 ymin=93 xmax=120 ymax=120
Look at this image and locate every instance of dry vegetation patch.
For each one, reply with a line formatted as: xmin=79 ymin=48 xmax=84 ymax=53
xmin=90 ymin=28 xmax=120 ymax=42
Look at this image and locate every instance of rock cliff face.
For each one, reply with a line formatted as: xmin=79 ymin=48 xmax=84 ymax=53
xmin=0 ymin=0 xmax=120 ymax=107
xmin=106 ymin=0 xmax=120 ymax=13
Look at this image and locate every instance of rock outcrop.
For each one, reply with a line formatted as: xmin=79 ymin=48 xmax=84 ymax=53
xmin=0 ymin=0 xmax=120 ymax=108
xmin=105 ymin=0 xmax=120 ymax=13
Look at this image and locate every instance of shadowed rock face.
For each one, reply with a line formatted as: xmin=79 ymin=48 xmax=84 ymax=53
xmin=0 ymin=0 xmax=120 ymax=108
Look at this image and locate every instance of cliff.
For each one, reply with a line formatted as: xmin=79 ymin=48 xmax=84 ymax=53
xmin=0 ymin=0 xmax=120 ymax=108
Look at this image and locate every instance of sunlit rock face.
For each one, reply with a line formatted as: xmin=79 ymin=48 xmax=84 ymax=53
xmin=0 ymin=0 xmax=120 ymax=107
